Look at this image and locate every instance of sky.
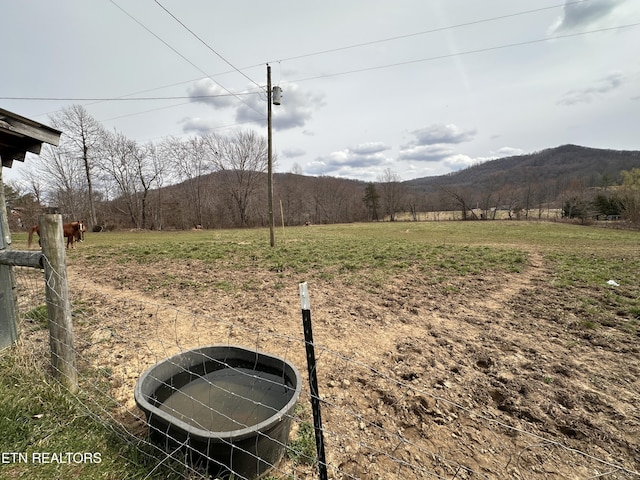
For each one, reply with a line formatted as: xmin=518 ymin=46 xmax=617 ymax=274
xmin=1 ymin=0 xmax=639 ymax=183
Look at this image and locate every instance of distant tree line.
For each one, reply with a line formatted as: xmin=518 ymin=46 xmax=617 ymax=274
xmin=3 ymin=105 xmax=375 ymax=230
xmin=4 ymin=105 xmax=640 ymax=231
xmin=562 ymin=168 xmax=640 ymax=224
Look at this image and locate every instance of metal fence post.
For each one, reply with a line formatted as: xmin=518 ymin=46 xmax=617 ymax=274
xmin=40 ymin=214 xmax=78 ymax=393
xmin=299 ymin=282 xmax=328 ymax=480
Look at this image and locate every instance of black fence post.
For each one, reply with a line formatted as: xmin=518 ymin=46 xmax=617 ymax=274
xmin=299 ymin=282 xmax=328 ymax=480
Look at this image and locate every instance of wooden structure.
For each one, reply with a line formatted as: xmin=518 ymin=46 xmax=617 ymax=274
xmin=0 ymin=107 xmax=62 ymax=168
xmin=0 ymin=108 xmax=62 ymax=344
xmin=0 ymin=108 xmax=76 ymax=390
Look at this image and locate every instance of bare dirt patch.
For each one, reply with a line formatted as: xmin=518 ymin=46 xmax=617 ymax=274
xmin=65 ymin=248 xmax=640 ymax=479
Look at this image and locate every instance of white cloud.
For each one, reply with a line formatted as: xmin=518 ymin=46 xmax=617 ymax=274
xmin=491 ymin=146 xmax=525 ymax=157
xmin=408 ymin=124 xmax=476 ymax=146
xmin=271 ymin=83 xmax=326 ymax=131
xmin=443 ymin=147 xmax=524 ymax=172
xmin=443 ymin=154 xmax=475 ymax=171
xmin=187 ymin=78 xmax=238 ymax=109
xmin=188 ymin=80 xmax=326 ymax=133
xmin=396 ymin=123 xmax=476 ymax=165
xmin=180 ymin=117 xmax=216 ymax=135
xmin=397 ymin=148 xmax=474 ymax=171
xmin=305 ymin=144 xmax=391 ymax=176
xmin=550 ymin=0 xmax=626 ymax=33
xmin=351 ymin=142 xmax=389 ymax=155
xmin=282 ymin=148 xmax=306 ymax=158
xmin=234 ymin=95 xmax=266 ymax=125
xmin=398 ymin=144 xmax=455 ymax=162
xmin=558 ymin=71 xmax=625 ymax=105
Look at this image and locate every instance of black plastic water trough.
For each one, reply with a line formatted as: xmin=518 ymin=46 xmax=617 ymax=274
xmin=134 ymin=345 xmax=302 ymax=479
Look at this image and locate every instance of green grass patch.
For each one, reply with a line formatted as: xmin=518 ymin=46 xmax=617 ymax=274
xmin=12 ymin=222 xmax=640 ymax=325
xmin=214 ymin=280 xmax=234 ymax=291
xmin=0 ymin=348 xmax=185 ymax=480
xmin=546 ymin=249 xmax=640 ymax=325
xmin=287 ymin=404 xmax=317 ymax=467
xmin=52 ymin=224 xmax=534 ymax=291
xmin=23 ymin=305 xmax=48 ymax=329
xmin=20 ymin=221 xmax=634 ymax=322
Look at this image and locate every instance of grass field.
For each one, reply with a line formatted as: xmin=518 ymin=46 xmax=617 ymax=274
xmin=47 ymin=221 xmax=640 ymax=323
xmin=2 ymin=220 xmax=639 ymax=479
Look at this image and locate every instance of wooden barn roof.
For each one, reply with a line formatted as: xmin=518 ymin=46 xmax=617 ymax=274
xmin=0 ymin=108 xmax=62 ymax=168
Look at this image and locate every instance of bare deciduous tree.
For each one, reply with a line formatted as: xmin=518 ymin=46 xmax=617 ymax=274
xmin=49 ymin=105 xmax=104 ymax=228
xmin=442 ymin=186 xmax=476 ymax=220
xmin=205 ymin=130 xmax=269 ymax=227
xmin=312 ymin=176 xmax=355 ymax=224
xmin=164 ymin=136 xmax=215 ymax=228
xmin=98 ymin=130 xmax=143 ymax=228
xmin=277 ymin=173 xmax=310 ymax=226
xmin=620 ymin=168 xmax=640 ymax=224
xmin=26 ymin=142 xmax=86 ymax=219
xmin=478 ymin=174 xmax=504 ymax=220
xmin=133 ymin=142 xmax=168 ymax=229
xmin=378 ymin=168 xmax=406 ymax=221
xmin=143 ymin=142 xmax=170 ymax=230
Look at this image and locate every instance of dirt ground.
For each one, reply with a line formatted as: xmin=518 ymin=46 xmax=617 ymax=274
xmin=61 ymin=246 xmax=640 ymax=479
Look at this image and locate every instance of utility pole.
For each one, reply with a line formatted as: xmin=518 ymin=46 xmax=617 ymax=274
xmin=267 ymin=64 xmax=275 ymax=247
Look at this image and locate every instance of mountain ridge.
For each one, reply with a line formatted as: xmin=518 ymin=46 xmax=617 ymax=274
xmin=404 ymin=144 xmax=639 ymax=191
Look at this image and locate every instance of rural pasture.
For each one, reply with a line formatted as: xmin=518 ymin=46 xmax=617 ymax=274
xmin=3 ymin=220 xmax=640 ymax=479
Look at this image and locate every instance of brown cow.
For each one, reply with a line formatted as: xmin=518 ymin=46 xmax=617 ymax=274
xmin=28 ymin=221 xmax=85 ymax=249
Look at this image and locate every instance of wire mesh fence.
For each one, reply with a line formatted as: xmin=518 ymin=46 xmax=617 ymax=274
xmin=8 ymin=258 xmax=640 ymax=480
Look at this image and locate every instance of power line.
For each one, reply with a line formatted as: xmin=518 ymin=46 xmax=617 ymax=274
xmin=86 ymin=1 xmax=630 ymax=101
xmin=7 ymin=1 xmax=589 ymax=106
xmin=266 ymin=0 xmax=592 ymax=65
xmin=9 ymin=1 xmax=635 ymax=137
xmin=0 ymin=93 xmax=258 ymax=102
xmin=6 ymin=22 xmax=637 ymax=105
xmin=26 ymin=74 xmax=247 ymax=120
xmin=101 ymin=102 xmax=190 ymax=123
xmin=108 ymin=0 xmax=266 ymax=119
xmin=285 ymin=22 xmax=640 ymax=84
xmin=132 ymin=0 xmax=594 ymax=90
xmin=31 ymin=0 xmax=585 ymax=110
xmin=109 ymin=0 xmax=206 ymax=82
xmin=153 ymin=0 xmax=264 ymax=92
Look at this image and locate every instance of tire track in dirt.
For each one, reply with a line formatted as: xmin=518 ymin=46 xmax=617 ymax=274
xmin=463 ymin=249 xmax=547 ymax=316
xmin=66 ymin=269 xmax=258 ymax=418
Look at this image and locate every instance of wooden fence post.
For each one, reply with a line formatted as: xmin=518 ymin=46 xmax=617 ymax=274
xmin=39 ymin=214 xmax=78 ymax=393
xmin=0 ymin=168 xmax=19 ymax=351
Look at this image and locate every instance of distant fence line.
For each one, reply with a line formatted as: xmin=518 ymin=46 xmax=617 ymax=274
xmin=392 ymin=208 xmax=564 ymax=222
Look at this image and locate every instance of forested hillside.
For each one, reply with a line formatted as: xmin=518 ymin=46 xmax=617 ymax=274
xmin=408 ymin=144 xmax=639 ymax=191
xmin=5 ymin=105 xmax=640 ymax=231
xmin=405 ymin=145 xmax=640 ymax=222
